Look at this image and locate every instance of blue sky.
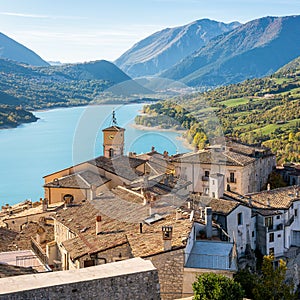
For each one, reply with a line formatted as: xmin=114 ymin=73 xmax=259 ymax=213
xmin=0 ymin=0 xmax=299 ymax=63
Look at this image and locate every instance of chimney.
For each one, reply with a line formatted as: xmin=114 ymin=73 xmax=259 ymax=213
xmin=96 ymin=216 xmax=102 ymax=235
xmin=205 ymin=207 xmax=213 ymax=239
xmin=176 ymin=209 xmax=182 ymax=220
xmin=267 ymin=183 xmax=271 ymax=191
xmin=162 ymin=226 xmax=173 ymax=251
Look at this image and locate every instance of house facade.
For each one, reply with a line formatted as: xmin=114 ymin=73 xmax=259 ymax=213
xmin=171 ymin=139 xmax=276 ymax=196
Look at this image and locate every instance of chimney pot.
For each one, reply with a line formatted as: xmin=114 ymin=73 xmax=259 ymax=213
xmin=96 ymin=216 xmax=102 ymax=235
xmin=162 ymin=226 xmax=173 ymax=251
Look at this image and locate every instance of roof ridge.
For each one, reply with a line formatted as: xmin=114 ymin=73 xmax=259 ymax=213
xmin=77 ymin=173 xmax=91 ymax=188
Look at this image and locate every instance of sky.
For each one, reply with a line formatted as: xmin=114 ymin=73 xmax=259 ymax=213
xmin=0 ymin=0 xmax=299 ymax=63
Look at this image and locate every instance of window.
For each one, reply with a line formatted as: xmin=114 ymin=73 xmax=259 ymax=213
xmin=204 ymin=170 xmax=210 ymax=178
xmin=212 ymin=180 xmax=215 ymax=185
xmin=269 ymin=233 xmax=274 ymax=243
xmin=204 ymin=188 xmax=209 ymax=195
xmin=109 ymin=148 xmax=114 ymax=158
xmin=269 ymin=247 xmax=274 ymax=255
xmin=265 ymin=216 xmax=273 ymax=229
xmin=212 ymin=192 xmax=216 ymax=198
xmin=295 ymin=209 xmax=298 ymax=217
xmin=237 ymin=212 xmax=243 ymax=225
xmin=252 ymin=231 xmax=255 ymax=237
xmin=276 ymin=215 xmax=280 ymax=219
xmin=230 ymin=172 xmax=236 ymax=183
xmin=278 ymin=234 xmax=281 ymax=238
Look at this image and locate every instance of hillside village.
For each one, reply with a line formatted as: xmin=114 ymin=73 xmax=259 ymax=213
xmin=0 ymin=112 xmax=300 ymax=299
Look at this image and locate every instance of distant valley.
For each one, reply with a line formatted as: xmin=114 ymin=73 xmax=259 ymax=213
xmin=1 ymin=15 xmax=300 ymax=137
xmin=136 ymin=55 xmax=300 ymax=163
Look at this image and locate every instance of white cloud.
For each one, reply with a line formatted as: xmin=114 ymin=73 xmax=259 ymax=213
xmin=0 ymin=12 xmax=85 ymax=20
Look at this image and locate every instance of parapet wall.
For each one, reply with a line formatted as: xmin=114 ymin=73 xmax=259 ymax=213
xmin=0 ymin=258 xmax=160 ymax=300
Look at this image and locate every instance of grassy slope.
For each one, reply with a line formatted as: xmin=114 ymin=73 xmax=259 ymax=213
xmin=136 ymin=56 xmax=300 ymax=163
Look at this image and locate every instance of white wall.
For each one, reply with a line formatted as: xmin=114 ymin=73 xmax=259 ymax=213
xmin=226 ymin=205 xmax=252 ymax=256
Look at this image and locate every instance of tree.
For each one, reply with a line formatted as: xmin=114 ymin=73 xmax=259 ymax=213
xmin=251 ymin=255 xmax=296 ymax=300
xmin=192 ymin=273 xmax=244 ymax=300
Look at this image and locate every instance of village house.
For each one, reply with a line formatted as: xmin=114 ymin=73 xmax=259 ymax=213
xmin=170 ymin=138 xmax=276 ymax=195
xmin=225 ymin=185 xmax=300 ymax=258
xmin=47 ymin=187 xmax=237 ymax=299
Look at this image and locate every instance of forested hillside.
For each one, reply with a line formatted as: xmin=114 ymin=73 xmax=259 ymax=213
xmin=136 ymin=56 xmax=300 ymax=163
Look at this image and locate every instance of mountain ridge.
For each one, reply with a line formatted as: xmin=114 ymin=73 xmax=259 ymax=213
xmin=0 ymin=32 xmax=49 ymax=67
xmin=161 ymin=15 xmax=300 ymax=87
xmin=115 ymin=19 xmax=240 ymax=78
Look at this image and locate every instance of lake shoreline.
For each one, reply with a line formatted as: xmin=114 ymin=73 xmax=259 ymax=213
xmin=131 ymin=123 xmax=193 ymax=151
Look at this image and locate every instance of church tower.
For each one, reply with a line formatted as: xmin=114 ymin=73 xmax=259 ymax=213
xmin=102 ymin=111 xmax=125 ymax=158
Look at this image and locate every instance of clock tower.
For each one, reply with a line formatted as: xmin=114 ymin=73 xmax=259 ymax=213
xmin=102 ymin=111 xmax=125 ymax=158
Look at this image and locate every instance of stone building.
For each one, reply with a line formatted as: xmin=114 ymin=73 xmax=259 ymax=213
xmin=43 ymin=113 xmax=147 ymax=206
xmin=171 ymin=139 xmax=276 ymax=195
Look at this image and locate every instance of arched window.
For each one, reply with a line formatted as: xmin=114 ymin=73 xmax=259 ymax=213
xmin=63 ymin=194 xmax=74 ymax=204
xmin=109 ymin=148 xmax=114 ymax=158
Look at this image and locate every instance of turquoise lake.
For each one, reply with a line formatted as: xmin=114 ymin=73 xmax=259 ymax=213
xmin=0 ymin=103 xmax=190 ymax=207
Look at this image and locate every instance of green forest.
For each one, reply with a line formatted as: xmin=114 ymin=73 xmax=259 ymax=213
xmin=135 ymin=57 xmax=300 ymax=163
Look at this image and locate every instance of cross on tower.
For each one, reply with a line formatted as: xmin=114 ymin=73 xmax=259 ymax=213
xmin=112 ymin=110 xmax=117 ymax=126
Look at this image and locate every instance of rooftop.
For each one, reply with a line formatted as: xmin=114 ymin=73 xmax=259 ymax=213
xmin=0 ymin=263 xmax=37 ymax=278
xmin=171 ymin=149 xmax=255 ymax=166
xmin=208 ymin=198 xmax=241 ymax=216
xmin=88 ymin=155 xmax=145 ymax=181
xmin=54 ymin=196 xmax=192 ymax=260
xmin=44 ymin=170 xmax=110 ymax=189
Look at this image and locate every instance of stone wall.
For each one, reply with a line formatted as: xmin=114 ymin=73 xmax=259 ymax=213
xmin=0 ymin=258 xmax=160 ymax=300
xmin=147 ymin=248 xmax=185 ymax=300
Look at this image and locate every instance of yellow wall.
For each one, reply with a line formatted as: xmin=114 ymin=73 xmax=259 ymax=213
xmin=45 ymin=187 xmax=88 ymax=205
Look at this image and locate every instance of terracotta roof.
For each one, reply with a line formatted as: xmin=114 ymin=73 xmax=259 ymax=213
xmin=208 ymin=198 xmax=241 ymax=216
xmin=246 ymin=186 xmax=300 ymax=209
xmin=54 ymin=196 xmax=192 ymax=260
xmin=89 ymin=155 xmax=145 ymax=181
xmin=44 ymin=170 xmax=110 ymax=189
xmin=0 ymin=228 xmax=18 ymax=252
xmin=0 ymin=263 xmax=37 ymax=278
xmin=171 ymin=149 xmax=255 ymax=166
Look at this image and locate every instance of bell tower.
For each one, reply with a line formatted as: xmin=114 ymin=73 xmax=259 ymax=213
xmin=102 ymin=111 xmax=125 ymax=158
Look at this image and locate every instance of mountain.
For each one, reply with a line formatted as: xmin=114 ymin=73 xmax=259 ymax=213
xmin=0 ymin=59 xmax=151 ymax=110
xmin=137 ymin=57 xmax=300 ymax=163
xmin=51 ymin=60 xmax=132 ymax=83
xmin=161 ymin=15 xmax=300 ymax=87
xmin=277 ymin=55 xmax=300 ymax=73
xmin=115 ymin=19 xmax=240 ymax=78
xmin=0 ymin=32 xmax=49 ymax=67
